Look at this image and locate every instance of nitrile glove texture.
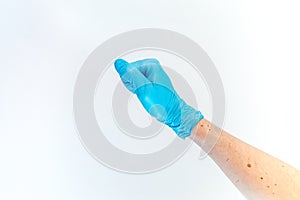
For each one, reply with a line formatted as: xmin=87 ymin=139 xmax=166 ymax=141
xmin=114 ymin=58 xmax=203 ymax=139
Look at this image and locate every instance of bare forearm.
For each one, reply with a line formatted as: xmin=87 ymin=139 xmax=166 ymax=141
xmin=190 ymin=118 xmax=300 ymax=200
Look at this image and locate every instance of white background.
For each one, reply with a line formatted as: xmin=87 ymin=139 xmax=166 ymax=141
xmin=1 ymin=0 xmax=300 ymax=199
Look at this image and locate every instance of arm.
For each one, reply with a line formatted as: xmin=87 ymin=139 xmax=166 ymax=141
xmin=114 ymin=58 xmax=300 ymax=199
xmin=191 ymin=118 xmax=300 ymax=200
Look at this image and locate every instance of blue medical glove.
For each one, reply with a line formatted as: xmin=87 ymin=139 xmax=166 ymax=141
xmin=114 ymin=58 xmax=203 ymax=139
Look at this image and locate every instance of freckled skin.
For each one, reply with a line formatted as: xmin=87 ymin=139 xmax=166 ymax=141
xmin=191 ymin=118 xmax=300 ymax=200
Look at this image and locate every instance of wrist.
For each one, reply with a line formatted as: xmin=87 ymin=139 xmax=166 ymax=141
xmin=171 ymin=100 xmax=204 ymax=139
xmin=192 ymin=118 xmax=210 ymax=140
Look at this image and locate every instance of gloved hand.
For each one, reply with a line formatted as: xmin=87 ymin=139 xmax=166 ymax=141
xmin=114 ymin=58 xmax=203 ymax=139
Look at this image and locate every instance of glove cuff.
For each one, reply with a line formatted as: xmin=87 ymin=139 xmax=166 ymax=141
xmin=171 ymin=101 xmax=204 ymax=139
